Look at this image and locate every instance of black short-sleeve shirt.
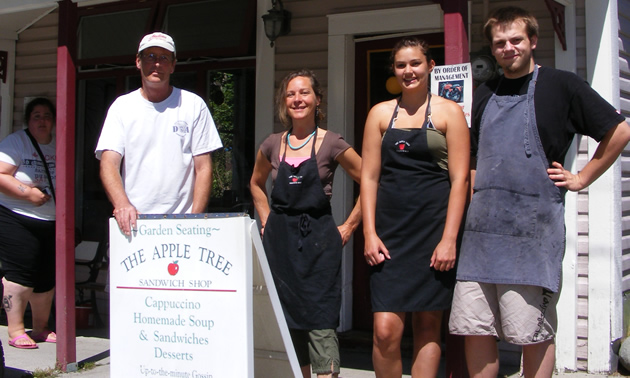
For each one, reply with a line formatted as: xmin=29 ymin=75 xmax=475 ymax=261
xmin=471 ymin=66 xmax=625 ymax=166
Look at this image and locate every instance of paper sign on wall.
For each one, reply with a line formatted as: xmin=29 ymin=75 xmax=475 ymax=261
xmin=431 ymin=62 xmax=473 ymax=127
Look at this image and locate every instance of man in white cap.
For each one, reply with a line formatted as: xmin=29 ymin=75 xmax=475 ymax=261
xmin=95 ymin=32 xmax=223 ymax=235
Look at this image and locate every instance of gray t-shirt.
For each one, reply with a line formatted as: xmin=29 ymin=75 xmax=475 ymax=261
xmin=260 ymin=129 xmax=351 ymax=198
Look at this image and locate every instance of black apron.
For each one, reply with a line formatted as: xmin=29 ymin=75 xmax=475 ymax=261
xmin=457 ymin=66 xmax=565 ymax=292
xmin=262 ymin=128 xmax=343 ymax=329
xmin=370 ymin=95 xmax=455 ymax=312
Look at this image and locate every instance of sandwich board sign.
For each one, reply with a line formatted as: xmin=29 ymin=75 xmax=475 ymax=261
xmin=109 ymin=213 xmax=300 ymax=377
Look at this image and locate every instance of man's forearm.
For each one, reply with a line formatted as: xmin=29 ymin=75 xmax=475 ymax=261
xmin=192 ymin=153 xmax=212 ymax=213
xmin=100 ymin=157 xmax=132 ymax=209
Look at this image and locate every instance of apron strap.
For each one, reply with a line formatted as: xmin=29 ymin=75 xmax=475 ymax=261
xmin=388 ymin=97 xmax=401 ymax=130
xmin=389 ymin=94 xmax=433 ymax=130
xmin=523 ymin=65 xmax=539 ymax=157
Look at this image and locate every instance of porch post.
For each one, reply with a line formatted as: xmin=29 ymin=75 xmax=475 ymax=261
xmin=442 ymin=0 xmax=469 ymax=65
xmin=56 ymin=0 xmax=78 ymax=372
xmin=440 ymin=1 xmax=469 ymax=376
xmin=585 ymin=0 xmax=623 ymax=373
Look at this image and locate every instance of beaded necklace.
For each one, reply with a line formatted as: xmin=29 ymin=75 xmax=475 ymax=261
xmin=287 ymin=128 xmax=317 ymax=150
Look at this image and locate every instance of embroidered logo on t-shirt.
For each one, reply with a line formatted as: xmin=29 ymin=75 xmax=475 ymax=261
xmin=288 ymin=175 xmax=303 ymax=185
xmin=395 ymin=140 xmax=410 ymax=153
xmin=172 ymin=121 xmax=190 ymax=137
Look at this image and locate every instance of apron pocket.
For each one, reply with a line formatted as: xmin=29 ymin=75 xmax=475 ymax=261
xmin=465 ymin=187 xmax=538 ymax=238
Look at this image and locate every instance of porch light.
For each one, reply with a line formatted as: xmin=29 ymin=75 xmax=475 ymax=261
xmin=262 ymin=0 xmax=291 ymax=47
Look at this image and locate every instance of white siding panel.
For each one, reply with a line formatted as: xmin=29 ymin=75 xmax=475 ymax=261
xmin=575 ymin=42 xmax=589 ymax=369
xmin=620 ymin=0 xmax=630 ymax=313
xmin=18 ymin=25 xmax=57 ymax=42
xmin=577 ymin=258 xmax=589 ymax=276
xmin=577 ymin=196 xmax=589 ymax=213
xmin=275 ymin=0 xmax=429 ymax=85
xmin=279 ymin=33 xmax=328 ymax=53
xmin=578 ymin=234 xmax=589 ymax=253
xmin=15 ymin=53 xmax=57 ymax=70
xmin=623 ymin=250 xmax=630 ymax=291
xmin=16 ymin=40 xmax=56 ymax=56
xmin=275 ymin=51 xmax=328 ymax=70
xmin=12 ymin=9 xmax=57 ymax=132
xmin=620 ymin=55 xmax=630 ymax=75
xmin=15 ymin=67 xmax=56 ymax=84
xmin=577 ymin=277 xmax=588 ymax=297
xmin=288 ymin=16 xmax=328 ymax=35
xmin=618 ymin=0 xmax=630 ymax=372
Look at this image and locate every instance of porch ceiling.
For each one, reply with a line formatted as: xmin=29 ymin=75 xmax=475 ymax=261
xmin=0 ymin=0 xmax=57 ymax=39
xmin=0 ymin=0 xmax=118 ymax=39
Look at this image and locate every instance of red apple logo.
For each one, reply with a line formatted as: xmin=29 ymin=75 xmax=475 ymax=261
xmin=168 ymin=261 xmax=179 ymax=276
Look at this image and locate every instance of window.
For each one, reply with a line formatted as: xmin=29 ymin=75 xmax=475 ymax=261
xmin=78 ymin=9 xmax=152 ymax=61
xmin=76 ymin=0 xmax=255 ymax=67
xmin=162 ymin=0 xmax=255 ymax=56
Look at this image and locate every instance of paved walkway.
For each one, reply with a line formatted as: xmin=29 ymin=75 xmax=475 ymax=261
xmin=0 ymin=325 xmax=621 ymax=377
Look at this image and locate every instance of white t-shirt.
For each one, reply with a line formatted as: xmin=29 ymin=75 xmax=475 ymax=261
xmin=0 ymin=130 xmax=56 ymax=220
xmin=95 ymin=87 xmax=222 ymax=214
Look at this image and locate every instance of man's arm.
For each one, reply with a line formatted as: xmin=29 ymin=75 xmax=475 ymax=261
xmin=548 ymin=120 xmax=630 ymax=191
xmin=192 ymin=152 xmax=212 ymax=213
xmin=100 ymin=150 xmax=137 ymax=236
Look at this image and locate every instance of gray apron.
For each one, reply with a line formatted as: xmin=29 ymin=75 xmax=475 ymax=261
xmin=457 ymin=66 xmax=565 ymax=292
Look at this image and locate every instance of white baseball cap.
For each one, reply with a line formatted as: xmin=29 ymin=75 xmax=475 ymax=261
xmin=138 ymin=32 xmax=176 ymax=54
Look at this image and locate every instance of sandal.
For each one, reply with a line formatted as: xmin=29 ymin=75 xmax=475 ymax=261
xmin=8 ymin=333 xmax=38 ymax=349
xmin=30 ymin=330 xmax=56 ymax=343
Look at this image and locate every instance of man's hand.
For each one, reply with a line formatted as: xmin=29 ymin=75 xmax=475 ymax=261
xmin=547 ymin=161 xmax=584 ymax=191
xmin=113 ymin=205 xmax=139 ymax=236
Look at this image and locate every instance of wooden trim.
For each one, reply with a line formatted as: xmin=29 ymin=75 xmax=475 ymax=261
xmin=585 ymin=0 xmax=622 ymax=372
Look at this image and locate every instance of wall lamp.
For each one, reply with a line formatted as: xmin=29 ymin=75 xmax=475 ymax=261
xmin=262 ymin=0 xmax=291 ymax=47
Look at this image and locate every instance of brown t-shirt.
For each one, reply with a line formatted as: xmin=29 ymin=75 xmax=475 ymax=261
xmin=260 ymin=130 xmax=352 ymax=198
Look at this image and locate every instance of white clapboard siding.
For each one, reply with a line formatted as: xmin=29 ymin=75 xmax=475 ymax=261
xmin=12 ymin=11 xmax=57 ymax=132
xmin=620 ymin=0 xmax=630 ymax=355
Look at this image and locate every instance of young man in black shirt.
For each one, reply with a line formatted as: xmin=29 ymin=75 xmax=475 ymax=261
xmin=449 ymin=6 xmax=630 ymax=377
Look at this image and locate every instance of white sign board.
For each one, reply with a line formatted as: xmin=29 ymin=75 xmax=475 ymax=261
xmin=431 ymin=62 xmax=473 ymax=127
xmin=109 ymin=214 xmax=253 ymax=378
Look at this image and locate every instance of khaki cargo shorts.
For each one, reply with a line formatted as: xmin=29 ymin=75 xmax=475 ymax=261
xmin=448 ymin=281 xmax=558 ymax=345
